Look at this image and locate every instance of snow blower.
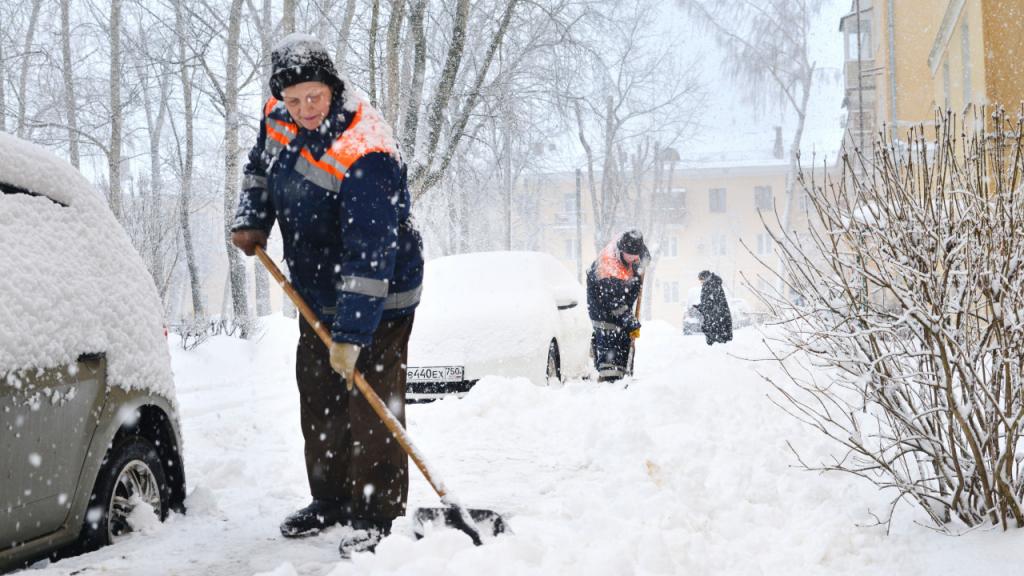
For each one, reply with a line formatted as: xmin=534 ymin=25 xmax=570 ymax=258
xmin=255 ymin=246 xmax=509 ymax=546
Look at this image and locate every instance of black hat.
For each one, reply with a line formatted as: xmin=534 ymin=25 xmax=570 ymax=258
xmin=269 ymin=34 xmax=344 ymax=100
xmin=617 ymin=229 xmax=646 ymax=256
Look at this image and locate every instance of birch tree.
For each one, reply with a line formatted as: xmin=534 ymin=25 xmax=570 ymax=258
xmin=678 ymin=0 xmax=827 ymax=230
xmin=173 ymin=0 xmax=206 ymax=322
xmin=107 ymin=0 xmax=125 ymax=221
xmin=16 ymin=0 xmax=43 ymax=138
xmin=60 ymin=0 xmax=80 ymax=167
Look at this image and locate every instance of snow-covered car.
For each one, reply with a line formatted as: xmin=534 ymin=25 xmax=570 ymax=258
xmin=406 ymin=251 xmax=592 ymax=401
xmin=0 ymin=133 xmax=186 ymax=571
xmin=682 ymin=285 xmax=752 ymax=335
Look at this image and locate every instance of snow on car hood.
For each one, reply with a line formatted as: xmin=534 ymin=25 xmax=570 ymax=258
xmin=408 ymin=253 xmax=561 ymax=367
xmin=0 ymin=133 xmax=174 ymax=399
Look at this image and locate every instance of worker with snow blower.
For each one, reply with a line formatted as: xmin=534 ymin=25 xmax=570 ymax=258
xmin=230 ymin=33 xmax=423 ymax=557
xmin=586 ymin=230 xmax=649 ymax=382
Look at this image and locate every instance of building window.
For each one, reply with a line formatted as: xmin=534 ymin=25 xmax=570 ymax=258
xmin=663 ymin=281 xmax=680 ymax=303
xmin=942 ymin=58 xmax=951 ymax=110
xmin=844 ymin=17 xmax=873 ymax=61
xmin=757 ymin=233 xmax=773 ymax=256
xmin=711 ymin=234 xmax=727 ymax=256
xmin=665 ymin=236 xmax=679 ymax=258
xmin=563 ymin=193 xmax=578 ymax=214
xmin=754 ymin=186 xmax=773 ymax=210
xmin=798 ymin=191 xmax=811 ymax=212
xmin=961 ymin=19 xmax=971 ymax=105
xmin=564 ymin=238 xmax=578 ymax=260
xmin=709 ymin=188 xmax=726 ymax=213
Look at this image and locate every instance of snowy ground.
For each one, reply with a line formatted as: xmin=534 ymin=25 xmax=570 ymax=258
xmin=18 ymin=317 xmax=1024 ymax=575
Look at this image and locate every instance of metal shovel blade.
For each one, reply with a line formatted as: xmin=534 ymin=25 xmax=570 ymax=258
xmin=413 ymin=506 xmax=511 ymax=545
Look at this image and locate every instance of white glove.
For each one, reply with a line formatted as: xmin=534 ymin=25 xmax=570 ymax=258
xmin=329 ymin=342 xmax=361 ymax=389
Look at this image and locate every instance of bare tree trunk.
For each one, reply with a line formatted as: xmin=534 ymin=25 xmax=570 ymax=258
xmin=412 ymin=0 xmax=520 ymax=198
xmin=367 ymin=0 xmax=381 ymax=104
xmin=60 ymin=0 xmax=79 ymax=167
xmin=253 ymin=0 xmax=273 ymax=317
xmin=224 ymin=0 xmax=251 ymax=336
xmin=417 ymin=0 xmax=469 ymax=172
xmin=282 ymin=0 xmax=296 ymax=33
xmin=0 ymin=3 xmax=6 ymax=133
xmin=17 ymin=0 xmax=43 ymax=138
xmin=139 ymin=49 xmax=171 ymax=299
xmin=384 ymin=0 xmax=406 ymax=125
xmin=574 ymin=101 xmax=600 ymax=254
xmin=175 ymin=0 xmax=205 ymax=321
xmin=107 ymin=0 xmax=124 ymax=221
xmin=400 ymin=0 xmax=427 ymax=157
xmin=335 ymin=0 xmax=358 ymax=66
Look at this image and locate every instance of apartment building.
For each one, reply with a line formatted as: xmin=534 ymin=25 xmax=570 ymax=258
xmin=840 ymin=0 xmax=1024 ymax=152
xmin=535 ymin=132 xmax=814 ymax=327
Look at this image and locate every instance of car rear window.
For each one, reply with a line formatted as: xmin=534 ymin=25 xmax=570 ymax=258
xmin=1 ymin=181 xmax=69 ymax=207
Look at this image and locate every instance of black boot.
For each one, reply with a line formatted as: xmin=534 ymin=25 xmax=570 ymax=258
xmin=338 ymin=518 xmax=393 ymax=558
xmin=280 ymin=499 xmax=351 ymax=538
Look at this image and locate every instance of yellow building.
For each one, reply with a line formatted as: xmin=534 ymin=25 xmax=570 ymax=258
xmin=535 ymin=137 xmax=807 ymax=327
xmin=840 ymin=0 xmax=1024 ymax=151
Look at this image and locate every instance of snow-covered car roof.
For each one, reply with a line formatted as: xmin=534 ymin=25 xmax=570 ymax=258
xmin=0 ymin=132 xmax=85 ymax=206
xmin=409 ymin=251 xmax=584 ymax=367
xmin=0 ymin=133 xmax=174 ymax=398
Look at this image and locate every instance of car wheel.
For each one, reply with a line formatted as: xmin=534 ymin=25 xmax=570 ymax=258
xmin=79 ymin=436 xmax=168 ymax=551
xmin=546 ymin=339 xmax=561 ymax=383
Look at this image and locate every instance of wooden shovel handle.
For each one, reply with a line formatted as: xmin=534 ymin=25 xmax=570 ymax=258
xmin=255 ymin=246 xmax=451 ymax=501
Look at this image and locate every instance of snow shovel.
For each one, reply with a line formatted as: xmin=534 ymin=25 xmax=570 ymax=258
xmin=254 ymin=246 xmax=509 ymax=546
xmin=626 ymin=272 xmax=645 ymax=376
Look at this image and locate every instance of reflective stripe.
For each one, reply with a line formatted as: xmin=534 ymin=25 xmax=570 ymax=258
xmin=264 ymin=138 xmax=284 ymax=158
xmin=318 ymin=152 xmax=350 ymax=177
xmin=325 ymin=284 xmax=421 ymax=313
xmin=340 ymin=275 xmax=389 ymax=298
xmin=611 ymin=305 xmax=629 ymax=316
xmin=384 ymin=285 xmax=421 ymax=310
xmin=243 ymin=174 xmax=267 ymax=189
xmin=270 ymin=118 xmax=298 ymax=135
xmin=294 ymin=154 xmax=342 ymax=192
xmin=592 ymin=320 xmax=623 ymax=331
xmin=598 ymin=367 xmax=624 ymax=378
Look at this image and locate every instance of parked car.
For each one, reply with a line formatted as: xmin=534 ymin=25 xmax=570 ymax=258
xmin=682 ymin=285 xmax=753 ymax=335
xmin=406 ymin=251 xmax=592 ymax=401
xmin=0 ymin=133 xmax=186 ymax=571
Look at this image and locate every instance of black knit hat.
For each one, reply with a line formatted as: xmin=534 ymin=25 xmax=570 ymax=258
xmin=617 ymin=229 xmax=646 ymax=256
xmin=269 ymin=34 xmax=344 ymax=100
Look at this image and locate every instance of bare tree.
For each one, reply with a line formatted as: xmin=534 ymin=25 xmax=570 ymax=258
xmin=560 ymin=0 xmax=702 ymax=252
xmin=106 ymin=0 xmax=125 ymax=221
xmin=16 ymin=0 xmax=43 ymax=138
xmin=755 ymin=109 xmax=1024 ymax=531
xmin=60 ymin=0 xmax=80 ymax=167
xmin=282 ymin=0 xmax=296 ymax=34
xmin=678 ymin=0 xmax=827 ymax=231
xmin=383 ymin=0 xmax=406 ymax=125
xmin=173 ymin=0 xmax=206 ymax=322
xmin=335 ymin=0 xmax=358 ymax=66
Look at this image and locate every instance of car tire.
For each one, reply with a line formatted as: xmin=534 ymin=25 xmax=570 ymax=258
xmin=546 ymin=339 xmax=561 ymax=383
xmin=78 ymin=436 xmax=169 ymax=552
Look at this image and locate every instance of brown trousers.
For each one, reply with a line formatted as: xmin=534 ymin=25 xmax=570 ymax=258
xmin=295 ymin=314 xmax=413 ymax=520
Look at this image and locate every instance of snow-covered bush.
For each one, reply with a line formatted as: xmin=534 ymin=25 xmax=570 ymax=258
xmin=756 ymin=109 xmax=1024 ymax=531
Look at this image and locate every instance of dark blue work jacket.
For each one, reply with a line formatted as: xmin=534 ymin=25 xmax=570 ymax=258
xmin=233 ymin=90 xmax=423 ymax=346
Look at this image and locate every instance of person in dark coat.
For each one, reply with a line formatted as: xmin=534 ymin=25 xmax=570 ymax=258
xmin=693 ymin=270 xmax=732 ymax=345
xmin=586 ymin=230 xmax=649 ymax=381
xmin=230 ymin=33 xmax=423 ymax=557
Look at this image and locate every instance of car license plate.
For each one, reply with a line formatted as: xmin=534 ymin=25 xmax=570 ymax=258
xmin=406 ymin=365 xmax=464 ymax=383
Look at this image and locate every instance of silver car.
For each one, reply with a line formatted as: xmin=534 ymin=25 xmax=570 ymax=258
xmin=0 ymin=133 xmax=185 ymax=571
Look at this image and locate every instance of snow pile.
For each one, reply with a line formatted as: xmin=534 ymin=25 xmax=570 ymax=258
xmin=26 ymin=316 xmax=1024 ymax=575
xmin=0 ymin=132 xmax=173 ymax=397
